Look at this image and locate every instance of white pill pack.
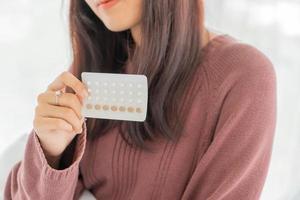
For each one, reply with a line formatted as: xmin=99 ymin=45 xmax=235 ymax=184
xmin=81 ymin=72 xmax=148 ymax=122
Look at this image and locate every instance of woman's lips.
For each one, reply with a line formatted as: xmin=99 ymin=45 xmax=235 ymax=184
xmin=98 ymin=0 xmax=119 ymax=9
xmin=99 ymin=0 xmax=110 ymax=3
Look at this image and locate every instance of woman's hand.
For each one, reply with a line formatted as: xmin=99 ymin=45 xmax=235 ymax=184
xmin=33 ymin=71 xmax=89 ymax=168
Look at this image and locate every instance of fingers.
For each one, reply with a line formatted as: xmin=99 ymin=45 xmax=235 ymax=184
xmin=35 ymin=103 xmax=84 ymax=133
xmin=33 ymin=117 xmax=73 ymax=132
xmin=37 ymin=91 xmax=83 ymax=119
xmin=46 ymin=71 xmax=89 ymax=100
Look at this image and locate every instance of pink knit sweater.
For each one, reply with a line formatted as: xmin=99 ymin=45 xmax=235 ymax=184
xmin=4 ymin=34 xmax=277 ymax=200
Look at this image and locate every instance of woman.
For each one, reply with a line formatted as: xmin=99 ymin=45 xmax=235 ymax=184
xmin=4 ymin=0 xmax=277 ymax=199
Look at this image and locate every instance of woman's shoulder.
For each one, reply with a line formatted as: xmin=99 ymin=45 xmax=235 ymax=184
xmin=202 ymin=33 xmax=277 ymax=93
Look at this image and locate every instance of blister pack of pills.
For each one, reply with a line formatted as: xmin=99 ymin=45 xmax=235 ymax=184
xmin=81 ymin=72 xmax=148 ymax=122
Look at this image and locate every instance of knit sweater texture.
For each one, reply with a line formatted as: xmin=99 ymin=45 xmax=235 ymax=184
xmin=4 ymin=34 xmax=277 ymax=200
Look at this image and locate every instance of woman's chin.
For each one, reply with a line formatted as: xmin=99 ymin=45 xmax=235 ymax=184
xmin=103 ymin=22 xmax=129 ymax=32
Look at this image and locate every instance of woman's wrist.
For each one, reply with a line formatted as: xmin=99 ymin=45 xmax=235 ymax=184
xmin=44 ymin=153 xmax=62 ymax=169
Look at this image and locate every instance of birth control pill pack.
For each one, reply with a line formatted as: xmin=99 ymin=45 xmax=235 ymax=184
xmin=81 ymin=72 xmax=148 ymax=122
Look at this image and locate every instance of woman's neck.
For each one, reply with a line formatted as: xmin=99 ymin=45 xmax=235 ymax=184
xmin=130 ymin=24 xmax=141 ymax=46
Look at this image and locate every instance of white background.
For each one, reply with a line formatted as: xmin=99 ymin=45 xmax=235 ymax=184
xmin=0 ymin=0 xmax=300 ymax=199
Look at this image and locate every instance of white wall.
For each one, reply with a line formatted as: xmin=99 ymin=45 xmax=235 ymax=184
xmin=0 ymin=0 xmax=71 ymax=153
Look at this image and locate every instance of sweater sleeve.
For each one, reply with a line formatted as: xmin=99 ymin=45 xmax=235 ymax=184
xmin=182 ymin=44 xmax=277 ymax=200
xmin=3 ymin=120 xmax=87 ymax=200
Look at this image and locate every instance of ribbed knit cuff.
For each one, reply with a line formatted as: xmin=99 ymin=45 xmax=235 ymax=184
xmin=32 ymin=121 xmax=87 ymax=181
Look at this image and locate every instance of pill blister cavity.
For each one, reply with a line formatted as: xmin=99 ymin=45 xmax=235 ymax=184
xmin=111 ymin=105 xmax=117 ymax=111
xmin=119 ymin=106 xmax=126 ymax=112
xmin=95 ymin=104 xmax=101 ymax=110
xmin=103 ymin=105 xmax=109 ymax=110
xmin=127 ymin=106 xmax=134 ymax=112
xmin=86 ymin=104 xmax=93 ymax=109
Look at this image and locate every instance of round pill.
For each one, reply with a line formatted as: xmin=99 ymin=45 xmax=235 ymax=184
xmin=95 ymin=104 xmax=101 ymax=110
xmin=103 ymin=105 xmax=109 ymax=111
xmin=119 ymin=106 xmax=126 ymax=112
xmin=111 ymin=105 xmax=117 ymax=111
xmin=86 ymin=104 xmax=93 ymax=109
xmin=127 ymin=106 xmax=134 ymax=112
xmin=136 ymin=107 xmax=142 ymax=113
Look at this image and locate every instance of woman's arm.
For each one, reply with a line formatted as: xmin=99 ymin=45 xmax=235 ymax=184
xmin=182 ymin=44 xmax=277 ymax=199
xmin=3 ymin=117 xmax=87 ymax=200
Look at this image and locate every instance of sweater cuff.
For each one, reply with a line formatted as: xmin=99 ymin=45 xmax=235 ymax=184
xmin=32 ymin=121 xmax=87 ymax=181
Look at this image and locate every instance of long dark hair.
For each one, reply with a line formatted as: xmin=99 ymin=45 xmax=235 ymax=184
xmin=68 ymin=0 xmax=206 ymax=150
